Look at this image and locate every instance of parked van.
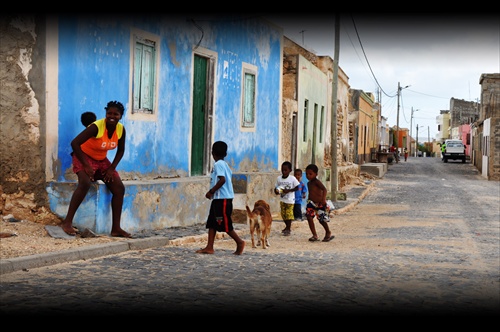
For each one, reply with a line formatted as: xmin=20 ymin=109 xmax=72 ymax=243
xmin=442 ymin=139 xmax=466 ymax=163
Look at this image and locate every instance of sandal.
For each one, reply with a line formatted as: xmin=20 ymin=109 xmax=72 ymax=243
xmin=308 ymin=236 xmax=320 ymax=242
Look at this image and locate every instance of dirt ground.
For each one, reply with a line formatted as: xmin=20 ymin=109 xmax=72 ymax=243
xmin=0 ymin=214 xmax=125 ymax=260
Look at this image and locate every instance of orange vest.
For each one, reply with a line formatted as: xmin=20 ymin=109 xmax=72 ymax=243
xmin=81 ymin=119 xmax=124 ymax=161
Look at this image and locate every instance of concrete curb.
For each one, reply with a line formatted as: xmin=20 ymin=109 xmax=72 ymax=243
xmin=333 ymin=181 xmax=376 ymax=215
xmin=0 ymin=231 xmax=246 ymax=275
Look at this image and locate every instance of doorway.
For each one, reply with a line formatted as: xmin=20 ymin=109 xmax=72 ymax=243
xmin=191 ymin=53 xmax=215 ymax=176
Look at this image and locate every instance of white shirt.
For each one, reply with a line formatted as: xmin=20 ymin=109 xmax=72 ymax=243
xmin=275 ymin=175 xmax=300 ymax=204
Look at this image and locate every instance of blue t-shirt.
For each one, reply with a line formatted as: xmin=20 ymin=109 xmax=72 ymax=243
xmin=210 ymin=159 xmax=234 ymax=199
xmin=295 ymin=181 xmax=307 ymax=204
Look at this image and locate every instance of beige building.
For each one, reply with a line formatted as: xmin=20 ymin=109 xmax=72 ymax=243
xmin=282 ymin=37 xmax=358 ymax=191
xmin=349 ymin=89 xmax=377 ymax=165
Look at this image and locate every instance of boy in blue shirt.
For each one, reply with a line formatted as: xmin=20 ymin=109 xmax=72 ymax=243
xmin=293 ymin=168 xmax=307 ymax=221
xmin=196 ymin=141 xmax=245 ymax=255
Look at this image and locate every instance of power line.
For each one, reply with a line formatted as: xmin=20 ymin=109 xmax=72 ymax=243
xmin=350 ymin=14 xmax=395 ymax=98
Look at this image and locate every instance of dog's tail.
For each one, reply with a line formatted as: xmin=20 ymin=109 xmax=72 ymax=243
xmin=245 ymin=205 xmax=254 ymax=227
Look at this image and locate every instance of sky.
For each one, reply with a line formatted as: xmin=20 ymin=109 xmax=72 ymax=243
xmin=265 ymin=13 xmax=499 ymax=143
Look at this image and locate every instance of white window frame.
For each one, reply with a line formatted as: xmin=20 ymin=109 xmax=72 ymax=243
xmin=129 ymin=28 xmax=160 ymax=122
xmin=240 ymin=62 xmax=257 ymax=132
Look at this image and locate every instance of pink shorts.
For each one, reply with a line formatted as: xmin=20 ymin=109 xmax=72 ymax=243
xmin=72 ymin=154 xmax=119 ymax=179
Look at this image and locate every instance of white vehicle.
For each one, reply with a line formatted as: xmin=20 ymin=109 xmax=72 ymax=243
xmin=442 ymin=139 xmax=466 ymax=163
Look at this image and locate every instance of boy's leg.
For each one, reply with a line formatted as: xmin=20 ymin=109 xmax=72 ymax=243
xmin=305 ymin=202 xmax=319 ymax=240
xmin=196 ymin=228 xmax=216 ymax=254
xmin=306 ymin=216 xmax=319 ymax=240
xmin=227 ymin=230 xmax=245 ymax=255
xmin=283 ymin=219 xmax=292 ymax=235
xmin=283 ymin=203 xmax=294 ymax=235
xmin=279 ymin=202 xmax=290 ymax=234
xmin=319 ymin=220 xmax=332 ymax=240
xmin=293 ymin=203 xmax=302 ymax=221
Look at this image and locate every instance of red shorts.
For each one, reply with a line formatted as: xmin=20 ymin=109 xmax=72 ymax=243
xmin=72 ymin=154 xmax=119 ymax=179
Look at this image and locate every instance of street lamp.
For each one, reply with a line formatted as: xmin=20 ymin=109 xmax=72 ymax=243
xmin=396 ymin=82 xmax=410 ymax=163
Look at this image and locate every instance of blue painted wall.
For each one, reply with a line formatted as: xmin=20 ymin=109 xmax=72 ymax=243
xmin=55 ymin=14 xmax=282 ymax=182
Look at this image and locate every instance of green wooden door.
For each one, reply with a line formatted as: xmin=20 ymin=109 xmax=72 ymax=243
xmin=191 ymin=55 xmax=208 ymax=176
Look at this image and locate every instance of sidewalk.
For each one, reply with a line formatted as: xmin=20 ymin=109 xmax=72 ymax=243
xmin=0 ymin=180 xmax=375 ymax=275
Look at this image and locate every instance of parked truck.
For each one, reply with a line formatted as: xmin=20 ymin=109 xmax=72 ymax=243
xmin=442 ymin=139 xmax=466 ymax=163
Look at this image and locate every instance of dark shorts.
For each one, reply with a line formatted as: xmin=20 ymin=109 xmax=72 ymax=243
xmin=293 ymin=203 xmax=303 ymax=219
xmin=72 ymin=154 xmax=119 ymax=180
xmin=206 ymin=199 xmax=234 ymax=232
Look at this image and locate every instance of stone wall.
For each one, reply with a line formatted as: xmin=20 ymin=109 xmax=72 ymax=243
xmin=480 ymin=73 xmax=500 ymax=181
xmin=0 ymin=15 xmax=51 ymax=221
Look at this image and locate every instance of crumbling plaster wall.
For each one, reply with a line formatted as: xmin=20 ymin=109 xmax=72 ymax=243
xmin=0 ymin=15 xmax=52 ymax=221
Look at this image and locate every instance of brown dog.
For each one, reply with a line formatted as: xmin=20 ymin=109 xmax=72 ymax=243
xmin=246 ymin=200 xmax=273 ymax=249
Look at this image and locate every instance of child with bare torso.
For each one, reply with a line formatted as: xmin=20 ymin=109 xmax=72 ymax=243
xmin=305 ymin=164 xmax=334 ymax=242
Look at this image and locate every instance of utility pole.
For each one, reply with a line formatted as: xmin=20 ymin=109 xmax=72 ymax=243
xmin=410 ymin=107 xmax=413 ymax=157
xmin=396 ymin=82 xmax=401 ymax=163
xmin=396 ymin=82 xmax=410 ymax=163
xmin=416 ymin=124 xmax=419 ymax=156
xmin=428 ymin=126 xmax=430 ymax=156
xmin=410 ymin=108 xmax=419 ymax=157
xmin=330 ymin=14 xmax=340 ymax=202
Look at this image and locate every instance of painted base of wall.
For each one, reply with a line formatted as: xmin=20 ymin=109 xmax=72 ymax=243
xmin=46 ymin=173 xmax=280 ymax=235
xmin=46 ymin=167 xmax=363 ymax=235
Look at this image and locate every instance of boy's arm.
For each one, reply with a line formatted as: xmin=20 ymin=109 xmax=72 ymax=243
xmin=213 ymin=176 xmax=226 ymax=192
xmin=319 ymin=181 xmax=328 ymax=204
xmin=206 ymin=174 xmax=225 ymax=199
xmin=283 ymin=185 xmax=298 ymax=194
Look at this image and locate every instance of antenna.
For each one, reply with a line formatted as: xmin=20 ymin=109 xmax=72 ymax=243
xmin=299 ymin=30 xmax=306 ymax=45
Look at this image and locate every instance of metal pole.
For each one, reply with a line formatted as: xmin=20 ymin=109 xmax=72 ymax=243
xmin=416 ymin=124 xmax=419 ymax=156
xmin=410 ymin=108 xmax=419 ymax=157
xmin=300 ymin=30 xmax=306 ymax=46
xmin=410 ymin=107 xmax=413 ymax=157
xmin=396 ymin=82 xmax=400 ymax=163
xmin=330 ymin=14 xmax=340 ymax=202
xmin=428 ymin=126 xmax=430 ymax=156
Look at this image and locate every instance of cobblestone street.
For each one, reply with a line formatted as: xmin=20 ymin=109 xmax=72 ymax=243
xmin=1 ymin=157 xmax=498 ymax=317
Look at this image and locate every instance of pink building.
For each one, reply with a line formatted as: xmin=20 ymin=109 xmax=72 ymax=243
xmin=459 ymin=124 xmax=471 ymax=159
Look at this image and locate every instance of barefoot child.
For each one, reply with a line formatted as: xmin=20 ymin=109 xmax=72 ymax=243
xmin=304 ymin=164 xmax=334 ymax=242
xmin=196 ymin=141 xmax=245 ymax=255
xmin=274 ymin=161 xmax=299 ymax=236
xmin=293 ymin=168 xmax=307 ymax=221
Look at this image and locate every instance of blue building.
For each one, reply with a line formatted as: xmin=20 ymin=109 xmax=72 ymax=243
xmin=43 ymin=14 xmax=283 ymax=234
